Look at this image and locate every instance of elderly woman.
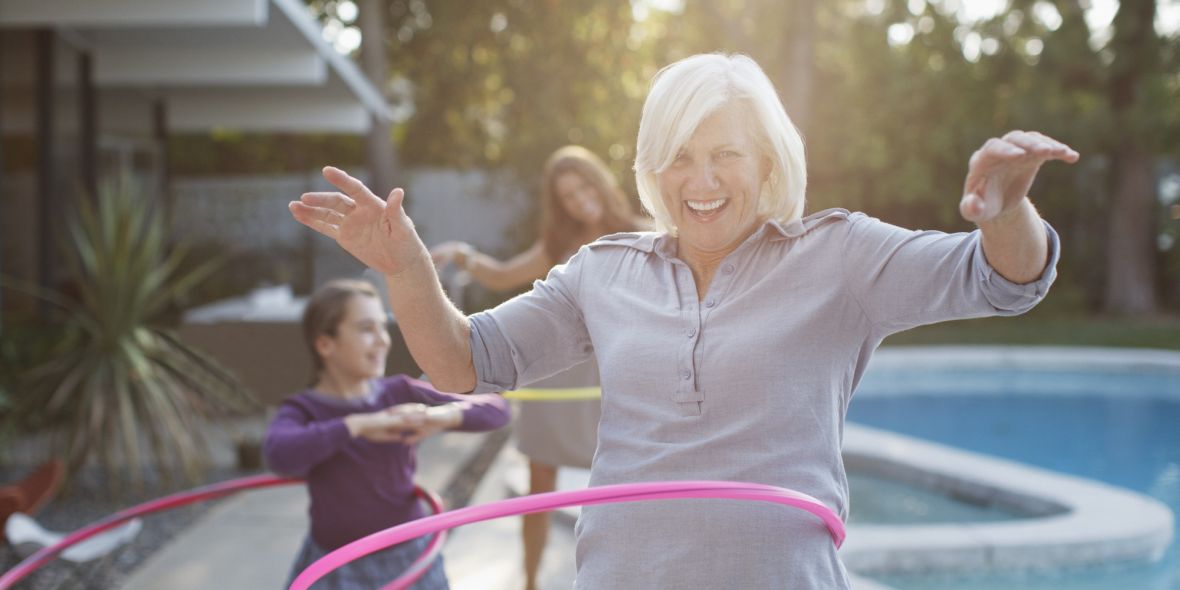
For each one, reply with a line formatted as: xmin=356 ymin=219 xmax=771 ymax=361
xmin=289 ymin=53 xmax=1076 ymax=588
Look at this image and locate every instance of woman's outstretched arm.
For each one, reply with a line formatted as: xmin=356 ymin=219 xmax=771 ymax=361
xmin=289 ymin=167 xmax=476 ymax=392
xmin=959 ymin=130 xmax=1079 ymax=284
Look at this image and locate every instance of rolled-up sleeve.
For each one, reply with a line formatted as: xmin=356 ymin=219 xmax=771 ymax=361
xmin=468 ymin=248 xmax=595 ymax=394
xmin=843 ymin=212 xmax=1060 ymax=335
xmin=969 ymin=221 xmax=1059 ymax=312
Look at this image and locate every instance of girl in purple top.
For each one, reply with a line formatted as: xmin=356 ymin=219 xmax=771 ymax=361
xmin=264 ymin=279 xmax=510 ymax=589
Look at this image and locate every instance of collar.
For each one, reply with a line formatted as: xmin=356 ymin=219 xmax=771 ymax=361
xmin=589 ymin=208 xmax=850 ymax=260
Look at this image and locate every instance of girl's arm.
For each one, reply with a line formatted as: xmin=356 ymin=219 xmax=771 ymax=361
xmin=262 ymin=404 xmax=352 ymax=477
xmin=400 ymin=376 xmax=511 ymax=432
xmin=431 ymin=241 xmax=552 ymax=292
xmin=263 ymin=402 xmax=422 ymax=476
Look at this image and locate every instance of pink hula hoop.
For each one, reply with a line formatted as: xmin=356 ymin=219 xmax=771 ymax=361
xmin=291 ymin=480 xmax=845 ymax=590
xmin=0 ymin=475 xmax=446 ymax=590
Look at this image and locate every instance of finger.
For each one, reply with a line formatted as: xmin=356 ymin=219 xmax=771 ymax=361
xmin=322 ymin=166 xmax=385 ymax=207
xmin=365 ymin=432 xmax=403 ymax=443
xmin=385 ymin=188 xmax=407 ymax=217
xmin=1025 ymin=131 xmax=1080 ymax=163
xmin=1004 ymin=131 xmax=1080 ymax=165
xmin=963 ymin=138 xmax=1025 ymax=192
xmin=300 ymin=192 xmax=357 ymax=213
xmin=959 ymin=192 xmax=993 ymax=223
xmin=977 ymin=137 xmax=1027 ymax=167
xmin=289 ymin=202 xmax=346 ymax=229
xmin=1002 ymin=132 xmax=1060 ymax=161
xmin=289 ymin=202 xmax=340 ymax=239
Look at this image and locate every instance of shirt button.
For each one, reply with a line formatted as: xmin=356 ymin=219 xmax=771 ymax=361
xmin=687 ymin=327 xmax=697 ymax=338
xmin=681 ymin=370 xmax=692 ymax=380
xmin=705 ymin=298 xmax=716 ymax=308
xmin=722 ymin=264 xmax=735 ymax=274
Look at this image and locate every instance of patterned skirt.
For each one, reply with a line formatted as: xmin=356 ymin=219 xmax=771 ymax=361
xmin=284 ymin=533 xmax=449 ymax=590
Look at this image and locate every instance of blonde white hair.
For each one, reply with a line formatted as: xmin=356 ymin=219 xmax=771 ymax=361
xmin=633 ymin=53 xmax=807 ymax=235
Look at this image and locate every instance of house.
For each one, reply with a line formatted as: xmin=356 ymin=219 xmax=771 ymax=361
xmin=0 ymin=0 xmax=390 ymax=314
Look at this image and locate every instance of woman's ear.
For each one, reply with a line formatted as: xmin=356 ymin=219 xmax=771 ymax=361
xmin=760 ymin=156 xmax=774 ymax=184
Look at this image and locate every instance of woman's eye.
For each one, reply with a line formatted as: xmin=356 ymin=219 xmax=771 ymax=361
xmin=717 ymin=150 xmax=739 ymax=160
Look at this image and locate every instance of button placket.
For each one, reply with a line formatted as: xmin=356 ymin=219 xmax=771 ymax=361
xmin=672 ymin=261 xmax=703 ymax=416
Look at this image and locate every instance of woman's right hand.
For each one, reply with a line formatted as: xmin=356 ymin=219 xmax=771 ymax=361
xmin=289 ymin=166 xmax=424 ymax=276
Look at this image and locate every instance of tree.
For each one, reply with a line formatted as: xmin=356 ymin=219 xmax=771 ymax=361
xmin=1103 ymin=0 xmax=1161 ymax=314
xmin=360 ymin=0 xmax=401 ymax=198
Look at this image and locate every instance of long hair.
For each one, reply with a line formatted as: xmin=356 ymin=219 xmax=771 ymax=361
xmin=539 ymin=146 xmax=642 ymax=263
xmin=301 ymin=279 xmax=380 ymax=379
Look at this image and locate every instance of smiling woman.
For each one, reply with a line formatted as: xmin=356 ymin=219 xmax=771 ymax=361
xmin=287 ymin=52 xmax=1078 ymax=589
xmin=655 ymin=105 xmax=771 ymax=296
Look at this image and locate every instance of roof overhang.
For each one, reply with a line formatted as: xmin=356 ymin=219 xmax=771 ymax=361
xmin=0 ymin=0 xmax=390 ymax=134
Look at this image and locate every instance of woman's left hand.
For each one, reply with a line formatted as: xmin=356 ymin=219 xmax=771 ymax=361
xmin=960 ymin=131 xmax=1079 ymax=224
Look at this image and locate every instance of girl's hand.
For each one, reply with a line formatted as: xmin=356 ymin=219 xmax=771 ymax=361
xmin=429 ymin=241 xmax=475 ymax=270
xmin=344 ymin=409 xmax=424 ymax=443
xmin=388 ymin=403 xmax=463 ymax=445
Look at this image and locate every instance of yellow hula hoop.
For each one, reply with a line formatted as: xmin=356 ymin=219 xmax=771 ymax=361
xmin=502 ymin=387 xmax=601 ymax=401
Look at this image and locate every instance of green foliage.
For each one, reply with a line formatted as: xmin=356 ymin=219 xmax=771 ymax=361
xmin=297 ymin=0 xmax=1180 ymax=311
xmin=373 ymin=0 xmax=649 ymax=191
xmin=2 ymin=179 xmax=260 ymax=488
xmin=167 ymin=132 xmax=366 ymax=175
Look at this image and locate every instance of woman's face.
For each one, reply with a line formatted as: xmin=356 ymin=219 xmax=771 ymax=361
xmin=316 ymin=294 xmax=390 ymax=382
xmin=657 ymin=104 xmax=769 ymax=261
xmin=554 ymin=170 xmax=605 ymax=225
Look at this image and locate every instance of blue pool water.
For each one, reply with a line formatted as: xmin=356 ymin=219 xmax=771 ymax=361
xmin=847 ymin=471 xmax=1026 ymax=524
xmin=847 ymin=367 xmax=1180 ymax=590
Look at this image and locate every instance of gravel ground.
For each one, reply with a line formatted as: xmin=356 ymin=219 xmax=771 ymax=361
xmin=1 ymin=465 xmax=265 ymax=590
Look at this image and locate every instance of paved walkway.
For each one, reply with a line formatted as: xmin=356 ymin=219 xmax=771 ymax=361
xmin=116 ymin=425 xmax=892 ymax=589
xmin=118 ymin=429 xmax=577 ymax=590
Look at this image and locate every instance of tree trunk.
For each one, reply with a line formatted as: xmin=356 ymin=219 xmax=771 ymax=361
xmin=360 ymin=0 xmax=399 ymax=199
xmin=1104 ymin=147 xmax=1158 ymax=313
xmin=781 ymin=0 xmax=816 ymax=135
xmin=1103 ymin=0 xmax=1158 ymax=314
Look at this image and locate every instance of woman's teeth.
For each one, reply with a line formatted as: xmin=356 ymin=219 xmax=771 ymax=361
xmin=686 ymin=199 xmax=725 ymax=212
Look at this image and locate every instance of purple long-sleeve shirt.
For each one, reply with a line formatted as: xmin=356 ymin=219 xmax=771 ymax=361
xmin=263 ymin=374 xmax=510 ymax=550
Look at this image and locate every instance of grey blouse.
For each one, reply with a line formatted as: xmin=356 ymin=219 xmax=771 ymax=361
xmin=469 ymin=208 xmax=1059 ymax=589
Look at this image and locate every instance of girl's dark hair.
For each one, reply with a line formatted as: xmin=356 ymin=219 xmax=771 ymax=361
xmin=301 ymin=279 xmax=380 ymax=377
xmin=539 ymin=145 xmax=642 ymax=263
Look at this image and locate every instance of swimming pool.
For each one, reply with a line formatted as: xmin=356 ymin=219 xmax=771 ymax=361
xmin=847 ymin=347 xmax=1180 ymax=590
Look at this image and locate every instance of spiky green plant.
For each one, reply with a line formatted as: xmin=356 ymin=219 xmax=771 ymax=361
xmin=6 ymin=178 xmax=259 ymax=488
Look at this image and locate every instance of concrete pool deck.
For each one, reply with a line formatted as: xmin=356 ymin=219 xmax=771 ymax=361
xmin=840 ymin=424 xmax=1174 ymax=574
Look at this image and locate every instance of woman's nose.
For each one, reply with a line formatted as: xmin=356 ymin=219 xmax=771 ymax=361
xmin=687 ymin=162 xmax=720 ymax=192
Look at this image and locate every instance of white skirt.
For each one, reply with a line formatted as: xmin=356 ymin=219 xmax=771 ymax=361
xmin=513 ymin=357 xmax=601 ymax=468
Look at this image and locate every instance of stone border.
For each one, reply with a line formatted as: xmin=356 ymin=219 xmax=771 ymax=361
xmin=841 ymin=346 xmax=1178 ymax=575
xmin=841 ymin=424 xmax=1173 ymax=574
